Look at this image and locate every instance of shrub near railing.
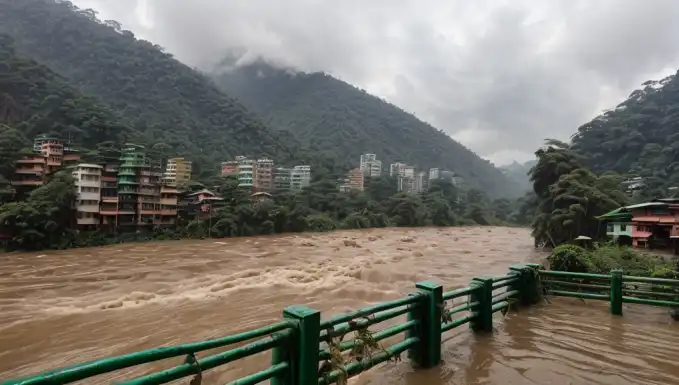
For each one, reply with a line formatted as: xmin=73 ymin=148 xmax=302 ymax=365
xmin=11 ymin=263 xmax=679 ymax=385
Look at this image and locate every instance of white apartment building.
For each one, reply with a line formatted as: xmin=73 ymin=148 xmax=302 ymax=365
xmin=429 ymin=168 xmax=440 ymax=180
xmin=360 ymin=154 xmax=382 ymax=177
xmin=71 ymin=164 xmax=102 ymax=226
xmin=291 ymin=165 xmax=311 ymax=190
xmin=237 ymin=156 xmax=254 ymax=188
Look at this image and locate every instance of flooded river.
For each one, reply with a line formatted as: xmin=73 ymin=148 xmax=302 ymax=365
xmin=1 ymin=226 xmax=679 ymax=384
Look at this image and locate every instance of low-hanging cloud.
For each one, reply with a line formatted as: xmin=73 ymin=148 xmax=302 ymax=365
xmin=73 ymin=0 xmax=679 ymax=165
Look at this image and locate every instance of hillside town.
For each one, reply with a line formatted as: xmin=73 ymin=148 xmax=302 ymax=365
xmin=7 ymin=135 xmax=464 ymax=233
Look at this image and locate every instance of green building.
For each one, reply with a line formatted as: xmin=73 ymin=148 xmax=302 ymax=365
xmin=596 ymin=207 xmax=633 ymax=244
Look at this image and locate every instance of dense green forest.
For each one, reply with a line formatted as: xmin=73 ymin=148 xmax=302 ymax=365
xmin=0 ymin=34 xmax=131 ymax=149
xmin=524 ymin=139 xmax=630 ymax=248
xmin=0 ymin=0 xmax=300 ymax=178
xmin=214 ymin=61 xmax=525 ymax=198
xmin=571 ymin=72 xmax=679 ymax=198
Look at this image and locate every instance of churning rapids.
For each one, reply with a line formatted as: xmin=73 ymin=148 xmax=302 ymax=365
xmin=1 ymin=227 xmax=679 ymax=384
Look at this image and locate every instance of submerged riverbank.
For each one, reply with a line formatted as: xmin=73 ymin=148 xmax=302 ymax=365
xmin=3 ymin=227 xmax=679 ymax=384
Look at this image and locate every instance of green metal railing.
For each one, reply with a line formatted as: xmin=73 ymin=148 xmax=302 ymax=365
xmin=540 ymin=269 xmax=679 ymax=315
xmin=4 ymin=263 xmax=678 ymax=385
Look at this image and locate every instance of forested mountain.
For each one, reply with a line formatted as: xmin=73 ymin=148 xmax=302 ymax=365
xmin=500 ymin=160 xmax=536 ymax=193
xmin=0 ymin=0 xmax=299 ymax=177
xmin=214 ymin=62 xmax=524 ymax=197
xmin=571 ymin=71 xmax=679 ymax=196
xmin=0 ymin=34 xmax=130 ymax=149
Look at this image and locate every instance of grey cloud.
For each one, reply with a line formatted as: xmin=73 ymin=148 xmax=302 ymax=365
xmin=73 ymin=0 xmax=679 ymax=165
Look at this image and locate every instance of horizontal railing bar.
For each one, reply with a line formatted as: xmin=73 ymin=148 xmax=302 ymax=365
xmin=442 ymin=286 xmax=477 ymax=300
xmin=622 ymin=276 xmax=679 ymax=286
xmin=623 ymin=289 xmax=679 ymax=298
xmin=8 ymin=321 xmax=294 ymax=385
xmin=539 ymin=271 xmax=611 ymax=280
xmin=491 ymin=301 xmax=509 ymax=313
xmin=491 ymin=290 xmax=519 ymax=305
xmin=320 ymin=306 xmax=411 ymax=342
xmin=444 ymin=301 xmax=479 ymax=318
xmin=492 ymin=278 xmax=519 ymax=290
xmin=441 ymin=313 xmax=475 ymax=332
xmin=319 ymin=295 xmax=421 ymax=329
xmin=491 ymin=273 xmax=519 ymax=283
xmin=542 ymin=280 xmax=609 ymax=291
xmin=317 ymin=337 xmax=419 ymax=385
xmin=120 ymin=332 xmax=288 ymax=385
xmin=549 ymin=290 xmax=609 ymax=301
xmin=226 ymin=362 xmax=289 ymax=385
xmin=318 ymin=320 xmax=417 ymax=360
xmin=622 ymin=296 xmax=679 ymax=308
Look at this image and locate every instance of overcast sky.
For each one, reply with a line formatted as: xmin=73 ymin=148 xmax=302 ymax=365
xmin=73 ymin=0 xmax=679 ymax=166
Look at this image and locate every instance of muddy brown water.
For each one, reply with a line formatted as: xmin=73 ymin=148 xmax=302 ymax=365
xmin=1 ymin=227 xmax=679 ymax=384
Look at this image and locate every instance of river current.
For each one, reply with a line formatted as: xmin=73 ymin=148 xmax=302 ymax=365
xmin=1 ymin=227 xmax=678 ymax=384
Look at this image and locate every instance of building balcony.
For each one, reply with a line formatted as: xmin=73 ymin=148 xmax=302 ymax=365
xmin=160 ymin=186 xmax=178 ymax=193
xmin=140 ymin=210 xmax=161 ymax=215
xmin=46 ymin=160 xmax=61 ymax=167
xmin=138 ymin=189 xmax=158 ymax=196
xmin=160 ymin=209 xmax=177 ymax=216
xmin=118 ymin=180 xmax=139 ymax=186
xmin=78 ymin=192 xmax=101 ymax=201
xmin=76 ymin=180 xmax=101 ymax=188
xmin=77 ymin=217 xmax=99 ymax=225
xmin=102 ymin=176 xmax=117 ymax=182
xmin=77 ymin=204 xmax=100 ymax=213
xmin=16 ymin=157 xmax=45 ymax=164
xmin=160 ymin=198 xmax=178 ymax=205
xmin=118 ymin=170 xmax=136 ymax=176
xmin=99 ymin=210 xmax=119 ymax=216
xmin=15 ymin=168 xmax=43 ymax=175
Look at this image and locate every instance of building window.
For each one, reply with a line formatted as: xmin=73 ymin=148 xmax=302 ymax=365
xmin=607 ymin=224 xmax=613 ymax=232
xmin=620 ymin=224 xmax=626 ymax=231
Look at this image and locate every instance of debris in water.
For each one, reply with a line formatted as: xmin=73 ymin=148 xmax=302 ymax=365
xmin=399 ymin=236 xmax=415 ymax=243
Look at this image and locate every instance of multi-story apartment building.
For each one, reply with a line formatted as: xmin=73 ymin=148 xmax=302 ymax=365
xmin=291 ymin=165 xmax=311 ymax=191
xmin=12 ymin=154 xmax=46 ymax=187
xmin=117 ymin=144 xmax=162 ymax=228
xmin=162 ymin=157 xmax=192 ymax=187
xmin=254 ymin=158 xmax=274 ymax=191
xmin=71 ymin=164 xmax=102 ymax=229
xmin=237 ymin=156 xmax=254 ymax=188
xmin=339 ymin=168 xmax=364 ymax=192
xmin=221 ymin=160 xmax=239 ymax=176
xmin=274 ymin=167 xmax=292 ymax=190
xmin=390 ymin=163 xmax=409 ymax=177
xmin=40 ymin=137 xmax=64 ymax=175
xmin=159 ymin=184 xmax=179 ymax=226
xmin=99 ymin=162 xmax=119 ymax=227
xmin=414 ymin=171 xmax=428 ymax=193
xmin=360 ymin=154 xmax=382 ymax=177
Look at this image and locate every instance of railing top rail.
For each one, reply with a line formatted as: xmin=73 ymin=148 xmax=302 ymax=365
xmin=7 ymin=321 xmax=294 ymax=385
xmin=319 ymin=294 xmax=421 ymax=329
xmin=622 ymin=275 xmax=679 ymax=285
xmin=539 ymin=270 xmax=611 ymax=279
xmin=442 ymin=286 xmax=476 ymax=300
xmin=491 ymin=273 xmax=519 ymax=283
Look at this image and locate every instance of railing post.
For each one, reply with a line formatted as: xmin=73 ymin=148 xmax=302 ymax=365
xmin=610 ymin=269 xmax=623 ymax=316
xmin=469 ymin=276 xmax=493 ymax=332
xmin=272 ymin=305 xmax=320 ymax=385
xmin=407 ymin=281 xmax=442 ymax=368
xmin=509 ymin=263 xmax=542 ymax=306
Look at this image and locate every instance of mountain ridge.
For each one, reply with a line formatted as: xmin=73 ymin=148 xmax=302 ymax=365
xmin=214 ymin=61 xmax=525 ymax=197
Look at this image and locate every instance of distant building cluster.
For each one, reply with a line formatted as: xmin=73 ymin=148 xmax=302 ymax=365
xmin=338 ymin=153 xmax=463 ymax=193
xmin=220 ymin=156 xmax=311 ymax=192
xmin=10 ymin=135 xmax=205 ymax=230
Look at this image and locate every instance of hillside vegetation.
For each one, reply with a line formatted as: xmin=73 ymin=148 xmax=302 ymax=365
xmin=0 ymin=34 xmax=130 ymax=149
xmin=0 ymin=0 xmax=298 ymax=177
xmin=214 ymin=62 xmax=525 ymax=197
xmin=571 ymin=71 xmax=679 ymax=197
